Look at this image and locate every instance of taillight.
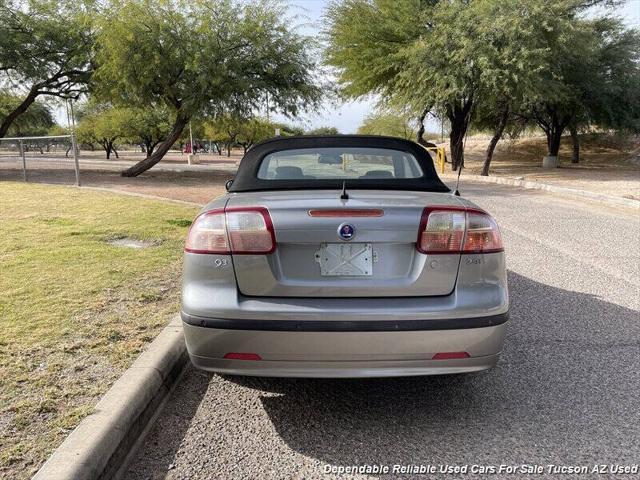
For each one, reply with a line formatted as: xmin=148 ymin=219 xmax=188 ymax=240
xmin=463 ymin=210 xmax=503 ymax=253
xmin=185 ymin=207 xmax=275 ymax=254
xmin=226 ymin=207 xmax=276 ymax=254
xmin=417 ymin=206 xmax=503 ymax=254
xmin=185 ymin=209 xmax=228 ymax=254
xmin=417 ymin=207 xmax=466 ymax=254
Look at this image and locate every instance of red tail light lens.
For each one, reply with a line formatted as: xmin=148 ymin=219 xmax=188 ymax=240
xmin=417 ymin=207 xmax=503 ymax=254
xmin=185 ymin=207 xmax=275 ymax=254
xmin=417 ymin=207 xmax=466 ymax=254
xmin=463 ymin=211 xmax=503 ymax=253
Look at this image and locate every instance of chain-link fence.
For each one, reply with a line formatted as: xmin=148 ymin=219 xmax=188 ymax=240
xmin=0 ymin=134 xmax=81 ymax=186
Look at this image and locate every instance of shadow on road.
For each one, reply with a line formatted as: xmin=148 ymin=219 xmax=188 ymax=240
xmin=127 ymin=270 xmax=639 ymax=477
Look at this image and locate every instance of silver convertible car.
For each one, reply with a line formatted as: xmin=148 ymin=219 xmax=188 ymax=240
xmin=181 ymin=135 xmax=508 ymax=377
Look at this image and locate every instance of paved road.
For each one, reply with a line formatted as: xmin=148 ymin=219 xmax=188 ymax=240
xmin=126 ymin=181 xmax=640 ymax=480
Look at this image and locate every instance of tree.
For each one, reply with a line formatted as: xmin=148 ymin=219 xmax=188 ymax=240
xmin=95 ymin=0 xmax=321 ymax=176
xmin=76 ymin=105 xmax=130 ymax=159
xmin=0 ymin=92 xmax=54 ymax=136
xmin=236 ymin=118 xmax=275 ymax=153
xmin=522 ymin=13 xmax=640 ymax=162
xmin=203 ymin=115 xmax=243 ymax=156
xmin=325 ymin=0 xmax=628 ymax=171
xmin=325 ymin=0 xmax=478 ymax=170
xmin=306 ymin=126 xmax=339 ymax=135
xmin=0 ymin=0 xmax=93 ymax=138
xmin=124 ymin=107 xmax=173 ymax=157
xmin=357 ymin=110 xmax=415 ymax=139
xmin=466 ymin=1 xmax=563 ymax=175
xmin=274 ymin=123 xmax=304 ymax=136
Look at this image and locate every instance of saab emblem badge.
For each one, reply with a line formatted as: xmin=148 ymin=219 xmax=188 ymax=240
xmin=338 ymin=223 xmax=355 ymax=241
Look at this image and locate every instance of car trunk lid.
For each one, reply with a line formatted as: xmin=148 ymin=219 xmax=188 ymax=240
xmin=226 ymin=190 xmax=463 ymax=297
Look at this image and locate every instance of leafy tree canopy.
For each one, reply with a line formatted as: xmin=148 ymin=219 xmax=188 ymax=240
xmin=357 ymin=110 xmax=415 ymax=140
xmin=123 ymin=106 xmax=174 ymax=157
xmin=525 ymin=15 xmax=640 ymax=157
xmin=306 ymin=126 xmax=339 ymax=135
xmin=0 ymin=91 xmax=54 ymax=136
xmin=325 ymin=0 xmax=633 ymax=169
xmin=0 ymin=0 xmax=94 ymax=138
xmin=95 ymin=0 xmax=322 ymax=175
xmin=76 ymin=103 xmax=130 ymax=159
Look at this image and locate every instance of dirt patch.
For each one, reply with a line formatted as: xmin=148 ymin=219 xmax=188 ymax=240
xmin=438 ymin=134 xmax=640 ymax=199
xmin=107 ymin=238 xmax=155 ymax=249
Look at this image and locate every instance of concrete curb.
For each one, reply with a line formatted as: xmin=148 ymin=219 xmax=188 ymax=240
xmin=441 ymin=173 xmax=640 ymax=209
xmin=33 ymin=316 xmax=188 ymax=480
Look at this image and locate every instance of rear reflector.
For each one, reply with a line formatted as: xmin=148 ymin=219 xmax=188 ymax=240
xmin=432 ymin=352 xmax=470 ymax=360
xmin=185 ymin=207 xmax=275 ymax=255
xmin=308 ymin=209 xmax=384 ymax=217
xmin=417 ymin=206 xmax=503 ymax=254
xmin=223 ymin=352 xmax=262 ymax=360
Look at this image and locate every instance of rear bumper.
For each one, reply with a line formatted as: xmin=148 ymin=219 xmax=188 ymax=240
xmin=188 ymin=352 xmax=501 ymax=378
xmin=181 ymin=315 xmax=508 ymax=378
xmin=181 ymin=311 xmax=508 ymax=331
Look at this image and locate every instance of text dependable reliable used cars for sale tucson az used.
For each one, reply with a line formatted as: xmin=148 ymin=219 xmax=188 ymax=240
xmin=180 ymin=135 xmax=509 ymax=377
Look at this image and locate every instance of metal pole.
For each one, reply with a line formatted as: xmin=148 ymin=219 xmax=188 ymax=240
xmin=69 ymin=100 xmax=80 ymax=186
xmin=188 ymin=122 xmax=194 ymax=165
xmin=72 ymin=133 xmax=81 ymax=186
xmin=65 ymin=100 xmax=70 ymax=129
xmin=19 ymin=139 xmax=27 ymax=182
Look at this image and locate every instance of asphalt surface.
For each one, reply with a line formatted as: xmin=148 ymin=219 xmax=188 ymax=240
xmin=126 ymin=180 xmax=640 ymax=480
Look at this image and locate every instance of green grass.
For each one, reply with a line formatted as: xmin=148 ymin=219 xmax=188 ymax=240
xmin=0 ymin=182 xmax=198 ymax=478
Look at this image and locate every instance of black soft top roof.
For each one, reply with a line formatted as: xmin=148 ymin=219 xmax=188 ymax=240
xmin=228 ymin=135 xmax=450 ymax=193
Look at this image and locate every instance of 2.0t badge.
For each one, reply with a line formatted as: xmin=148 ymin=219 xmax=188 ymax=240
xmin=337 ymin=223 xmax=355 ymax=241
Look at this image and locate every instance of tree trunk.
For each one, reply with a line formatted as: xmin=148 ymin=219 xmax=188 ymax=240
xmin=121 ymin=113 xmax=189 ymax=177
xmin=570 ymin=125 xmax=579 ymax=163
xmin=535 ymin=108 xmax=570 ymax=158
xmin=481 ymin=106 xmax=509 ymax=176
xmin=104 ymin=141 xmax=112 ymax=159
xmin=447 ymin=99 xmax=473 ymax=171
xmin=147 ymin=141 xmax=160 ymax=157
xmin=113 ymin=146 xmax=119 ymax=159
xmin=226 ymin=142 xmax=232 ymax=157
xmin=546 ymin=128 xmax=562 ymax=157
xmin=416 ymin=107 xmax=437 ymax=149
xmin=0 ymin=88 xmax=38 ymax=139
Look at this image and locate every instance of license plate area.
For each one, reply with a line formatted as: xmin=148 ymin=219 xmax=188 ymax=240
xmin=316 ymin=243 xmax=373 ymax=276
